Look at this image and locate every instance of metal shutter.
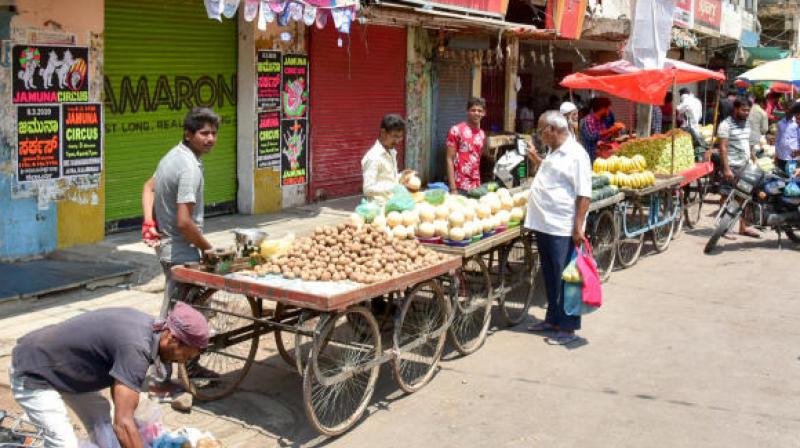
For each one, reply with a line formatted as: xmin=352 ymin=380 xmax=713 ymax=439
xmin=431 ymin=60 xmax=472 ymax=182
xmin=309 ymin=24 xmax=406 ymax=200
xmin=104 ymin=0 xmax=238 ymax=223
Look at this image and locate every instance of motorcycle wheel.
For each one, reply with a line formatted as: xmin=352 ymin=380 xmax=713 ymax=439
xmin=704 ymin=210 xmax=739 ymax=254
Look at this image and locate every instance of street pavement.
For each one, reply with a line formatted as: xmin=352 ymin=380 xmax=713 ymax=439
xmin=0 ymin=198 xmax=798 ymax=447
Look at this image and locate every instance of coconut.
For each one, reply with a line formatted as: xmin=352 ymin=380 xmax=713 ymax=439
xmin=435 ymin=204 xmax=449 ymax=220
xmin=373 ymin=214 xmax=387 ymax=229
xmin=510 ymin=207 xmax=524 ymax=222
xmin=407 ymin=176 xmax=422 ymax=191
xmin=417 ymin=222 xmax=435 ymax=238
xmin=448 ymin=227 xmax=466 ymax=241
xmin=386 ymin=211 xmax=403 ymax=227
xmin=417 ymin=203 xmax=436 ymax=223
xmin=448 ymin=210 xmax=465 ymax=228
xmin=433 ymin=220 xmax=449 ymax=238
xmin=500 ymin=195 xmax=514 ymax=211
xmin=402 ymin=209 xmax=419 ymax=226
xmin=393 ymin=224 xmax=408 ymax=239
xmin=476 ymin=203 xmax=491 ymax=219
xmin=496 ymin=210 xmax=511 ymax=225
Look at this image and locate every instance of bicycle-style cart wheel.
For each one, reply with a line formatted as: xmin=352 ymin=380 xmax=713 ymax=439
xmin=682 ymin=178 xmax=706 ymax=229
xmin=393 ymin=280 xmax=452 ymax=392
xmin=446 ymin=256 xmax=492 ymax=356
xmin=498 ymin=236 xmax=537 ymax=327
xmin=616 ymin=202 xmax=645 ymax=269
xmin=273 ymin=303 xmax=321 ymax=376
xmin=303 ymin=306 xmax=381 ymax=436
xmin=178 ymin=290 xmax=261 ymax=401
xmin=588 ymin=209 xmax=618 ymax=283
xmin=650 ymin=190 xmax=676 ymax=253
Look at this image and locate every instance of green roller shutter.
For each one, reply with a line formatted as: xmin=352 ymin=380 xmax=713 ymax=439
xmin=104 ymin=0 xmax=237 ymax=224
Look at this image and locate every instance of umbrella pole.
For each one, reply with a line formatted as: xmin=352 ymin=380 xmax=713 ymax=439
xmin=709 ymin=82 xmax=722 ymax=160
xmin=671 ymin=77 xmax=677 ymax=176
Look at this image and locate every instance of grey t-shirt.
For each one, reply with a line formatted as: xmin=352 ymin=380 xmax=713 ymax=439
xmin=154 ymin=142 xmax=205 ymax=264
xmin=11 ymin=308 xmax=159 ymax=394
xmin=718 ymin=117 xmax=751 ymax=169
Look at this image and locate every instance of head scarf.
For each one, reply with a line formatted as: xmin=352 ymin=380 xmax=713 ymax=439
xmin=153 ymin=302 xmax=209 ymax=349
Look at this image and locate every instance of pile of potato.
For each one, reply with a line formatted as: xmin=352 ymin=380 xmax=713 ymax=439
xmin=253 ymin=223 xmax=448 ymax=284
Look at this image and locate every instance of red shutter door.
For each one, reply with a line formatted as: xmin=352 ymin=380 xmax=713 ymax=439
xmin=309 ymin=24 xmax=407 ymax=200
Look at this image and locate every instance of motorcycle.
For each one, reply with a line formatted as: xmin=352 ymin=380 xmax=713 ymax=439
xmin=704 ymin=162 xmax=800 ymax=254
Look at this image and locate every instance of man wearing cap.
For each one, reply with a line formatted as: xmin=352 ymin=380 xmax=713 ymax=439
xmin=9 ymin=303 xmax=209 ymax=448
xmin=559 ymin=101 xmax=579 ymax=138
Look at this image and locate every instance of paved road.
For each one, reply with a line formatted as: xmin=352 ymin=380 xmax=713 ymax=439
xmin=1 ymin=210 xmax=798 ymax=447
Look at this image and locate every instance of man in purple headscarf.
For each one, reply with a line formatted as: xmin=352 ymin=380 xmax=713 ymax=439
xmin=9 ymin=303 xmax=209 ymax=448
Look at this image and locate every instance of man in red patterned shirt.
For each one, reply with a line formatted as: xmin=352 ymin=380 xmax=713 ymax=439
xmin=446 ymin=97 xmax=487 ymax=194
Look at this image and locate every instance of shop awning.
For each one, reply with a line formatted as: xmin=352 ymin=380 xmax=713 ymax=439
xmin=743 ymin=47 xmax=790 ymax=66
xmin=737 ymin=57 xmax=800 ymax=84
xmin=561 ymin=58 xmax=725 ymax=105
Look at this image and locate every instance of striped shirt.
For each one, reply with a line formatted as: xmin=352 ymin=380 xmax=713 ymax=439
xmin=717 ymin=117 xmax=751 ymax=169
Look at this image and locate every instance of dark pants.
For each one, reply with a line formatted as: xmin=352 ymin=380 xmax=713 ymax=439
xmin=534 ymin=231 xmax=581 ymax=331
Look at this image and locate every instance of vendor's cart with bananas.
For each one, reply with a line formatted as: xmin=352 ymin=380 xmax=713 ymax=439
xmin=168 ymin=224 xmax=462 ymax=437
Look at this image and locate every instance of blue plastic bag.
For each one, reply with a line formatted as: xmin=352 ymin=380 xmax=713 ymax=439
xmin=785 ymin=180 xmax=800 ymax=197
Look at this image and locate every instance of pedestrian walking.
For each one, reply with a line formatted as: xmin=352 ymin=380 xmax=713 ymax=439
xmin=9 ymin=304 xmax=209 ymax=448
xmin=525 ymin=111 xmax=592 ymax=345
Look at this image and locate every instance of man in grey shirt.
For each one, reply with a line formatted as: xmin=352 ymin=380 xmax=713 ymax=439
xmin=718 ymin=98 xmax=759 ymax=238
xmin=10 ymin=304 xmax=208 ymax=447
xmin=142 ymin=108 xmax=218 ymax=317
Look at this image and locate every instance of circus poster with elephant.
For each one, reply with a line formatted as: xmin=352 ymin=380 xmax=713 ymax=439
xmin=12 ymin=45 xmax=89 ymax=104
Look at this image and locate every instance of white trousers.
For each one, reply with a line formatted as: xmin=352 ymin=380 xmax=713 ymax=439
xmin=8 ymin=368 xmax=120 ymax=448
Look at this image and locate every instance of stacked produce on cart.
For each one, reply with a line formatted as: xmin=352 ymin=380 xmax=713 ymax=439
xmin=252 ymin=223 xmax=448 ymax=284
xmin=353 ymin=186 xmax=529 ymax=246
xmin=593 ymin=154 xmax=656 ymax=190
xmin=614 ymin=130 xmax=695 ymax=174
xmin=590 ymin=174 xmax=620 ymax=202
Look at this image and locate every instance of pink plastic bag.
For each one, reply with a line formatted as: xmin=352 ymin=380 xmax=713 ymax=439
xmin=575 ymin=242 xmax=602 ymax=308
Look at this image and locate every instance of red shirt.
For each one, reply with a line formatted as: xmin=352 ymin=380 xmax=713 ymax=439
xmin=446 ymin=122 xmax=485 ymax=191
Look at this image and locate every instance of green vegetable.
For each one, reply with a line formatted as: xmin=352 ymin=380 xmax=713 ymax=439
xmin=468 ymin=186 xmax=488 ymax=198
xmin=486 ymin=182 xmax=499 ymax=192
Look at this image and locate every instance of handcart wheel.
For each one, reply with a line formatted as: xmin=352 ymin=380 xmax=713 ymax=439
xmin=291 ymin=309 xmax=322 ymax=376
xmin=588 ymin=209 xmax=618 ymax=283
xmin=392 ymin=280 xmax=452 ymax=393
xmin=498 ymin=237 xmax=537 ymax=327
xmin=303 ymin=306 xmax=381 ymax=436
xmin=650 ymin=190 xmax=676 ymax=253
xmin=446 ymin=256 xmax=492 ymax=356
xmin=178 ymin=291 xmax=260 ymax=401
xmin=683 ymin=178 xmax=706 ymax=229
xmin=616 ymin=203 xmax=645 ymax=269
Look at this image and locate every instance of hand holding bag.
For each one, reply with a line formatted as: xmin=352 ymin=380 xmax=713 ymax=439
xmin=575 ymin=242 xmax=603 ymax=308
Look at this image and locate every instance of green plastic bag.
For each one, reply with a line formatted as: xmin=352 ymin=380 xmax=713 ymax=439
xmin=385 ymin=185 xmax=415 ymax=213
xmin=355 ymin=199 xmax=380 ymax=223
xmin=424 ymin=189 xmax=447 ymax=205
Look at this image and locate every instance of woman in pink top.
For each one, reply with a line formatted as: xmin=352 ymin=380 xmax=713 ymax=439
xmin=446 ymin=97 xmax=487 ymax=194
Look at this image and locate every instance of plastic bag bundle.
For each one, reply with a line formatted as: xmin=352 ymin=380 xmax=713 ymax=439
xmin=385 ymin=185 xmax=415 ymax=213
xmin=355 ymin=199 xmax=381 ymax=223
xmin=785 ymin=181 xmax=800 ymax=197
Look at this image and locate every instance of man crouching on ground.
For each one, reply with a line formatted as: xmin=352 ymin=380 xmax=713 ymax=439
xmin=9 ymin=303 xmax=209 ymax=448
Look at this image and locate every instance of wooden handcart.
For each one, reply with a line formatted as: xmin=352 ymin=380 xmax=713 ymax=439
xmin=616 ymin=175 xmax=684 ymax=268
xmin=170 ymin=255 xmax=461 ymax=436
xmin=424 ymin=226 xmax=536 ymax=355
xmin=586 ymin=192 xmax=625 ymax=282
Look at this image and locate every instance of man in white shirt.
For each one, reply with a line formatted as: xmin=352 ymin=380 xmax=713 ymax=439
xmin=678 ymin=88 xmax=703 ymax=131
xmin=361 ymin=114 xmax=408 ymax=203
xmin=525 ymin=111 xmax=592 ymax=345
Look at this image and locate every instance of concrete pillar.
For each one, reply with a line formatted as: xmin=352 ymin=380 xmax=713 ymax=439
xmin=636 ymin=104 xmax=652 ymax=137
xmin=236 ymin=12 xmax=256 ymax=214
xmin=503 ymin=36 xmax=519 ymax=132
xmin=471 ymin=52 xmax=482 ymax=98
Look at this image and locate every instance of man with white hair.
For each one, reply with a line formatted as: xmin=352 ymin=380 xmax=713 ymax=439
xmin=525 ymin=110 xmax=592 ymax=345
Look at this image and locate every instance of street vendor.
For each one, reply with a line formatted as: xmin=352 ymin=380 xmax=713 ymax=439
xmin=579 ymin=97 xmax=624 ymax=161
xmin=777 ymin=102 xmax=800 ymax=173
xmin=9 ymin=304 xmax=209 ymax=448
xmin=447 ymin=97 xmax=487 ymax=194
xmin=361 ymin=114 xmax=417 ymax=203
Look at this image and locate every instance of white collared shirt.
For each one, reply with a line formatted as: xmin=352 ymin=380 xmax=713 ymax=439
xmin=524 ymin=137 xmax=592 ymax=236
xmin=361 ymin=140 xmax=399 ymax=202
